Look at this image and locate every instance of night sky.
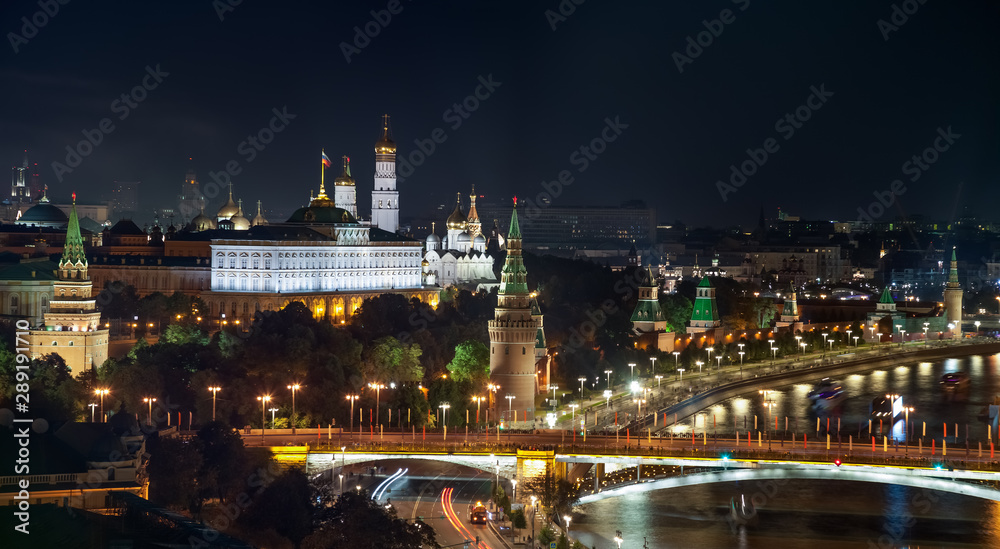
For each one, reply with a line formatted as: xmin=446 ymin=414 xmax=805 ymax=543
xmin=3 ymin=0 xmax=998 ymax=228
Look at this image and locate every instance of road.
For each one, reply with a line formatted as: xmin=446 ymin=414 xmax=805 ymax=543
xmin=343 ymin=458 xmax=508 ymax=549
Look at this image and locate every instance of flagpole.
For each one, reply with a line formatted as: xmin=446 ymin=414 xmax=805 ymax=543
xmin=321 ymin=149 xmax=325 ymax=188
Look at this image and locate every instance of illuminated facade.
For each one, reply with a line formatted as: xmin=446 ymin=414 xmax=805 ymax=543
xmin=370 ymin=114 xmax=399 ymax=233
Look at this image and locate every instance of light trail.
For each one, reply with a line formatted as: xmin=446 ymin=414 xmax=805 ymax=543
xmin=372 ymin=467 xmax=406 ymax=502
xmin=441 ymin=487 xmax=491 ymax=549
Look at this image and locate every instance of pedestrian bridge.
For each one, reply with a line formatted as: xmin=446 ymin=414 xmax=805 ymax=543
xmin=573 ymin=457 xmax=1000 ymax=504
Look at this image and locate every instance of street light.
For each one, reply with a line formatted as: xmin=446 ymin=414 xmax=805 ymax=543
xmin=269 ymin=407 xmax=278 ymax=429
xmin=695 ymin=360 xmax=703 ymax=374
xmin=257 ymin=395 xmax=271 ymax=443
xmin=142 ymin=397 xmax=157 ymax=426
xmin=208 ymin=386 xmax=221 ymax=422
xmin=439 ymin=402 xmax=450 ymax=440
xmin=88 ymin=403 xmax=97 ymax=422
xmin=614 ymin=531 xmax=623 ymax=549
xmin=904 ymin=406 xmax=915 ymax=452
xmin=287 ymin=384 xmax=301 ymax=434
xmin=654 ymin=375 xmax=663 ymax=388
xmin=512 ymin=478 xmax=517 ymax=502
xmin=672 ymin=351 xmax=680 ymax=369
xmin=649 ymin=356 xmax=657 ymax=376
xmin=346 ymin=394 xmax=358 ymax=434
xmin=604 ymin=369 xmax=613 ymax=390
xmin=677 ymin=368 xmax=685 ymax=383
xmin=549 ymin=385 xmax=559 ymax=408
xmin=795 ymin=335 xmax=802 ymax=353
xmin=821 ymin=333 xmax=828 ymax=357
xmin=95 ymin=388 xmax=109 ymax=423
xmin=578 ymin=377 xmax=587 ymax=399
xmin=505 ymin=394 xmax=516 ymax=420
xmin=563 ymin=515 xmax=571 ymax=534
xmin=770 ymin=346 xmax=778 ymax=365
xmin=472 ymin=396 xmax=485 ymax=425
xmin=715 ymin=355 xmax=722 ymax=372
xmin=569 ymin=403 xmax=578 ymax=422
xmin=706 ymin=347 xmax=713 ymax=368
xmin=923 ymin=322 xmax=930 ymax=344
xmin=604 ymin=389 xmax=612 ymax=408
xmin=530 ymin=496 xmax=538 ymax=549
xmin=368 ymin=382 xmax=386 ymax=428
xmin=628 ymin=362 xmax=636 ymax=380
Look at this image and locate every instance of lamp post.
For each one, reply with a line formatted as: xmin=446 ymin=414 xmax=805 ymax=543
xmin=654 ymin=375 xmax=663 ymax=388
xmin=604 ymin=390 xmax=612 ymax=408
xmin=604 ymin=369 xmax=613 ymax=390
xmin=269 ymin=407 xmax=278 ymax=429
xmin=876 ymin=333 xmax=883 ymax=347
xmin=88 ymin=403 xmax=97 ymax=422
xmin=439 ymin=402 xmax=450 ymax=440
xmin=368 ymin=382 xmax=385 ymax=428
xmin=208 ymin=386 xmax=221 ymax=422
xmin=706 ymin=347 xmax=713 ymax=369
xmin=257 ymin=395 xmax=271 ymax=443
xmin=472 ymin=396 xmax=485 ymax=426
xmin=923 ymin=322 xmax=930 ymax=344
xmin=821 ymin=333 xmax=828 ymax=357
xmin=95 ymin=388 xmax=109 ymax=422
xmin=633 ymin=396 xmax=645 ymax=421
xmin=904 ymin=406 xmax=914 ymax=453
xmin=563 ymin=515 xmax=572 ymax=538
xmin=695 ymin=360 xmax=703 ymax=374
xmin=287 ymin=384 xmax=301 ymax=434
xmin=677 ymin=368 xmax=685 ymax=383
xmin=628 ymin=362 xmax=636 ymax=380
xmin=549 ymin=385 xmax=559 ymax=409
xmin=672 ymin=351 xmax=680 ymax=369
xmin=530 ymin=496 xmax=538 ymax=549
xmin=649 ymin=357 xmax=657 ymax=376
xmin=142 ymin=397 xmax=157 ymax=426
xmin=569 ymin=403 xmax=578 ymax=422
xmin=795 ymin=335 xmax=802 ymax=354
xmin=346 ymin=394 xmax=358 ymax=434
xmin=578 ymin=377 xmax=587 ymax=400
xmin=770 ymin=346 xmax=778 ymax=365
xmin=715 ymin=355 xmax=722 ymax=372
xmin=505 ymin=394 xmax=516 ymax=421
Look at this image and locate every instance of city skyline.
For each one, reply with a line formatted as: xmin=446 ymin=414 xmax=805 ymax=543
xmin=3 ymin=1 xmax=998 ymax=228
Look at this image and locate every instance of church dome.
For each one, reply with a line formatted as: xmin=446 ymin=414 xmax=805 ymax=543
xmin=426 ymin=232 xmax=440 ymax=245
xmin=375 ymin=115 xmax=396 ymax=154
xmin=229 ymin=200 xmax=251 ymax=230
xmin=192 ymin=208 xmax=216 ymax=231
xmin=421 ymin=258 xmax=430 ymax=267
xmin=216 ymin=188 xmax=239 ymax=220
xmin=334 ymin=156 xmax=355 ymax=187
xmin=474 ymin=234 xmax=486 ymax=245
xmin=456 ymin=232 xmax=471 ymax=246
xmin=446 ymin=196 xmax=467 ymax=230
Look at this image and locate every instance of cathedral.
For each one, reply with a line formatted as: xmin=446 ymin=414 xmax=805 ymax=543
xmin=423 ymin=189 xmax=497 ymax=289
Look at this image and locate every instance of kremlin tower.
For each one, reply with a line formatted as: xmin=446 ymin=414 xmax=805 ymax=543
xmin=371 ymin=114 xmax=399 ymax=233
xmin=333 ymin=155 xmax=357 ymax=219
xmin=489 ymin=200 xmax=539 ymax=427
xmin=944 ymin=247 xmax=963 ymax=337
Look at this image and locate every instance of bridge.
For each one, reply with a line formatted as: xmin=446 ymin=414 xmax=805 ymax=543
xmin=267 ymin=433 xmax=1000 ymax=504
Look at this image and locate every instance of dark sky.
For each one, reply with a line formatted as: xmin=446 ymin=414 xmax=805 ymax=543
xmin=2 ymin=0 xmax=998 ymax=228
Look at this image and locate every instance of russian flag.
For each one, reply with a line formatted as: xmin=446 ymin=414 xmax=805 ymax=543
xmin=321 ymin=151 xmax=332 ymax=168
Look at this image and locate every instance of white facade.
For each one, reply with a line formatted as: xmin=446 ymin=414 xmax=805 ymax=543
xmin=371 ymin=153 xmax=398 ymax=232
xmin=334 ymin=184 xmax=357 ymax=219
xmin=210 ymin=232 xmax=423 ymax=295
xmin=423 ymin=249 xmax=496 ymax=288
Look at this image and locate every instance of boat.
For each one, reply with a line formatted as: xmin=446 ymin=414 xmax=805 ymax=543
xmin=808 ymin=378 xmax=845 ymax=410
xmin=940 ymin=372 xmax=970 ymax=394
xmin=729 ymin=494 xmax=758 ymax=527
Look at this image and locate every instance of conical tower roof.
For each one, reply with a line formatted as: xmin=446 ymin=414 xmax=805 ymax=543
xmin=59 ymin=193 xmax=88 ymax=277
xmin=499 ymin=200 xmax=527 ymax=295
xmin=947 ymin=247 xmax=959 ymax=286
xmin=878 ymin=286 xmax=894 ymax=304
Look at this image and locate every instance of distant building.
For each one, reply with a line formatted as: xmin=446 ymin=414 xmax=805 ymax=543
xmin=630 ymin=266 xmax=673 ymax=352
xmin=110 ymin=180 xmax=140 ymax=218
xmin=476 ymin=202 xmax=656 ymax=251
xmin=370 ymin=115 xmax=399 ymax=233
xmin=687 ymin=277 xmax=722 ymax=337
xmin=423 ymin=191 xmax=497 ymax=289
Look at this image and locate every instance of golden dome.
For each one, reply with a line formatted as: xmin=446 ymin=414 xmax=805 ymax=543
xmin=230 ymin=200 xmax=251 ymax=230
xmin=216 ymin=185 xmax=239 ymax=220
xmin=446 ymin=193 xmax=467 ymax=230
xmin=334 ymin=155 xmax=355 ymax=187
xmin=375 ymin=114 xmax=396 ymax=154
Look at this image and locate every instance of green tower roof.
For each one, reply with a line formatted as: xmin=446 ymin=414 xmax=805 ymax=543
xmin=690 ymin=277 xmax=719 ymax=323
xmin=499 ymin=202 xmax=528 ymax=295
xmin=878 ymin=287 xmax=894 ymax=304
xmin=507 ymin=200 xmax=521 ymax=239
xmin=948 ymin=247 xmax=959 ymax=285
xmin=59 ymin=196 xmax=87 ymax=271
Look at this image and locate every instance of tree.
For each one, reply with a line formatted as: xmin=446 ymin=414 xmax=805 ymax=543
xmin=147 ymin=436 xmax=203 ymax=512
xmin=362 ymin=337 xmax=423 ymax=384
xmin=161 ymin=324 xmax=209 ymax=346
xmin=301 ymin=490 xmax=438 ymax=549
xmin=241 ymin=468 xmax=313 ymax=547
xmin=446 ymin=340 xmax=490 ymax=385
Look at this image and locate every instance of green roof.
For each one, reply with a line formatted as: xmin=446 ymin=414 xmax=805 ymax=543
xmin=691 ymin=278 xmax=719 ymax=323
xmin=878 ymin=287 xmax=894 ymax=304
xmin=0 ymin=259 xmax=59 ymax=281
xmin=697 ymin=276 xmax=713 ymax=288
xmin=59 ymin=202 xmax=87 ymax=271
xmin=948 ymin=247 xmax=959 ymax=285
xmin=285 ymin=205 xmax=358 ymax=224
xmin=630 ymin=298 xmax=665 ymax=323
xmin=507 ymin=202 xmax=521 ymax=239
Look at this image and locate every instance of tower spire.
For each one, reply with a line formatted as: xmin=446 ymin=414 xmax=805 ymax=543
xmin=59 ymin=192 xmax=87 ymax=280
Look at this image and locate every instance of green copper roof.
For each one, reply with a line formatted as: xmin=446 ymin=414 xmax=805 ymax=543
xmin=59 ymin=201 xmax=87 ymax=271
xmin=499 ymin=203 xmax=528 ymax=295
xmin=530 ymin=298 xmax=542 ymax=316
xmin=535 ymin=327 xmax=546 ymax=349
xmin=640 ymin=266 xmax=656 ymax=288
xmin=691 ymin=278 xmax=719 ymax=323
xmin=507 ymin=202 xmax=521 ymax=239
xmin=948 ymin=247 xmax=959 ymax=285
xmin=878 ymin=286 xmax=894 ymax=304
xmin=630 ymin=299 xmax=665 ymax=323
